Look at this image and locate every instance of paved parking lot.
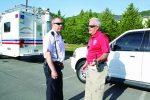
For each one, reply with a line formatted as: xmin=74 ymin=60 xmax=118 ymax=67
xmin=0 ymin=56 xmax=85 ymax=100
xmin=0 ymin=56 xmax=150 ymax=100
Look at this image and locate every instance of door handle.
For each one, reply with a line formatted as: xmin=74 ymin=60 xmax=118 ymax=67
xmin=130 ymin=56 xmax=135 ymax=57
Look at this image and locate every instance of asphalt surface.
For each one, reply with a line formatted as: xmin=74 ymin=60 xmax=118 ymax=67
xmin=0 ymin=55 xmax=85 ymax=100
xmin=0 ymin=55 xmax=150 ymax=100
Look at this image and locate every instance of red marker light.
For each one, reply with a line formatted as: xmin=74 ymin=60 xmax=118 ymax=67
xmin=15 ymin=14 xmax=18 ymax=18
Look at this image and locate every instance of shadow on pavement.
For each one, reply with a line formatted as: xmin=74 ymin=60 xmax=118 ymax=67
xmin=68 ymin=83 xmax=127 ymax=100
xmin=15 ymin=55 xmax=45 ymax=63
xmin=0 ymin=50 xmax=72 ymax=63
xmin=0 ymin=55 xmax=45 ymax=63
xmin=103 ymin=83 xmax=127 ymax=100
xmin=0 ymin=54 xmax=72 ymax=63
xmin=68 ymin=91 xmax=85 ymax=100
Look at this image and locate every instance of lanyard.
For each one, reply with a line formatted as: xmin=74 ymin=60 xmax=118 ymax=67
xmin=51 ymin=31 xmax=58 ymax=59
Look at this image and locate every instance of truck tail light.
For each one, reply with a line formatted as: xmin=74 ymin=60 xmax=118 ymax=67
xmin=20 ymin=39 xmax=24 ymax=48
xmin=15 ymin=14 xmax=18 ymax=18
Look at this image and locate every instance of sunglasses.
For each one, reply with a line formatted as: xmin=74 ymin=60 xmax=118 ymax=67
xmin=88 ymin=25 xmax=97 ymax=28
xmin=54 ymin=23 xmax=63 ymax=25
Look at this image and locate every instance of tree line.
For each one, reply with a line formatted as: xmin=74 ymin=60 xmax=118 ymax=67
xmin=51 ymin=3 xmax=150 ymax=44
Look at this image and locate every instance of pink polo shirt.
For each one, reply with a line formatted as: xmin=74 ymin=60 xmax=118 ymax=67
xmin=86 ymin=31 xmax=110 ymax=64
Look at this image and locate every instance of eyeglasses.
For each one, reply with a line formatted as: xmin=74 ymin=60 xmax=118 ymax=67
xmin=88 ymin=25 xmax=97 ymax=28
xmin=54 ymin=23 xmax=63 ymax=25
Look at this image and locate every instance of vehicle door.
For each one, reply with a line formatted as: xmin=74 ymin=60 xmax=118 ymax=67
xmin=108 ymin=31 xmax=145 ymax=81
xmin=141 ymin=30 xmax=150 ymax=83
xmin=19 ymin=12 xmax=34 ymax=51
xmin=19 ymin=11 xmax=42 ymax=55
xmin=34 ymin=18 xmax=42 ymax=52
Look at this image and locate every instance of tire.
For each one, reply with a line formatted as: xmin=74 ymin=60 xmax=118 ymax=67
xmin=16 ymin=56 xmax=22 ymax=60
xmin=76 ymin=60 xmax=86 ymax=83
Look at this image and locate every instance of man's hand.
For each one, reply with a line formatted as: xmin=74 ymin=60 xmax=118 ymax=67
xmin=89 ymin=59 xmax=97 ymax=66
xmin=51 ymin=70 xmax=58 ymax=79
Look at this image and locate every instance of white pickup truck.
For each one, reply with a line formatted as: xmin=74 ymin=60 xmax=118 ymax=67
xmin=70 ymin=28 xmax=150 ymax=89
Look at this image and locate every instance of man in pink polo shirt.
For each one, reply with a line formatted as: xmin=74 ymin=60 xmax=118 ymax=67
xmin=82 ymin=17 xmax=110 ymax=100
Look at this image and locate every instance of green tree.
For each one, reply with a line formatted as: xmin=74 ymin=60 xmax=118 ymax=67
xmin=146 ymin=18 xmax=150 ymax=28
xmin=119 ymin=3 xmax=143 ymax=34
xmin=49 ymin=10 xmax=64 ymax=19
xmin=99 ymin=8 xmax=119 ymax=41
xmin=62 ymin=10 xmax=99 ymax=44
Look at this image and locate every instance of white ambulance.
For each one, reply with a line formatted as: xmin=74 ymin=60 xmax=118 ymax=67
xmin=0 ymin=4 xmax=50 ymax=57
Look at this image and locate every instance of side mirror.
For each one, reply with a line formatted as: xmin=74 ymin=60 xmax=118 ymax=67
xmin=110 ymin=43 xmax=115 ymax=51
xmin=110 ymin=42 xmax=121 ymax=51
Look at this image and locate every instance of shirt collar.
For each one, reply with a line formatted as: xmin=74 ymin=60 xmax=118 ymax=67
xmin=91 ymin=31 xmax=100 ymax=38
xmin=51 ymin=29 xmax=60 ymax=36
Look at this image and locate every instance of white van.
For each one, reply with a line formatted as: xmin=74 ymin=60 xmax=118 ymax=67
xmin=70 ymin=28 xmax=150 ymax=89
xmin=0 ymin=4 xmax=50 ymax=57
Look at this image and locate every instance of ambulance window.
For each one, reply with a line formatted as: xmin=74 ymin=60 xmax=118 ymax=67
xmin=4 ymin=22 xmax=10 ymax=32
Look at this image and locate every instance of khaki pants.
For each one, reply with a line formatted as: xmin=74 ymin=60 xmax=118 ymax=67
xmin=84 ymin=63 xmax=108 ymax=100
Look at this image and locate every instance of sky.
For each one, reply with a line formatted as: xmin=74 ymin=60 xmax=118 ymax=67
xmin=0 ymin=0 xmax=150 ymax=17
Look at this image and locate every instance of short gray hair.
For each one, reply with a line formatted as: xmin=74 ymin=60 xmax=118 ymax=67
xmin=89 ymin=17 xmax=101 ymax=27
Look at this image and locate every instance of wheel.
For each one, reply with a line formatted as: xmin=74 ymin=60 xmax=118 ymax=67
xmin=76 ymin=60 xmax=86 ymax=83
xmin=16 ymin=56 xmax=22 ymax=60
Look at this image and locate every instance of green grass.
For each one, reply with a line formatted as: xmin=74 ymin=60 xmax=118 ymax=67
xmin=65 ymin=43 xmax=85 ymax=56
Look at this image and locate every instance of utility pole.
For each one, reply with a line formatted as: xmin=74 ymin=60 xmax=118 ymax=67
xmin=26 ymin=0 xmax=28 ymax=11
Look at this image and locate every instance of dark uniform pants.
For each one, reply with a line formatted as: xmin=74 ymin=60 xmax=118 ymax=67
xmin=43 ymin=61 xmax=63 ymax=100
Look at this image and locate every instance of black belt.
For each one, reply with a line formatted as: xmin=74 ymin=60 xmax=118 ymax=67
xmin=44 ymin=59 xmax=62 ymax=64
xmin=44 ymin=60 xmax=63 ymax=70
xmin=53 ymin=61 xmax=63 ymax=66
